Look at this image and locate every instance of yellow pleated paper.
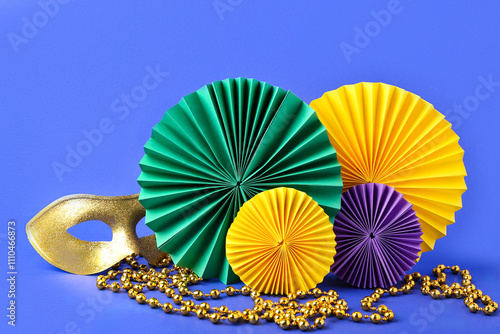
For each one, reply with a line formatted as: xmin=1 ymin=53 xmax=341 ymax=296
xmin=310 ymin=82 xmax=467 ymax=256
xmin=226 ymin=187 xmax=336 ymax=295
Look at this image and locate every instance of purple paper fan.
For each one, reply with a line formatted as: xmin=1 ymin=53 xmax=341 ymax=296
xmin=331 ymin=183 xmax=422 ymax=288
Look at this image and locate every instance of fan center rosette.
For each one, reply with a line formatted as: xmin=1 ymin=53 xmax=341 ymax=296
xmin=226 ymin=187 xmax=336 ymax=294
xmin=331 ymin=183 xmax=422 ymax=288
xmin=138 ymin=78 xmax=343 ymax=283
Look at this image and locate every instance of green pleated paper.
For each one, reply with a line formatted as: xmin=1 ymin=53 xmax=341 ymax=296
xmin=138 ymin=78 xmax=343 ymax=284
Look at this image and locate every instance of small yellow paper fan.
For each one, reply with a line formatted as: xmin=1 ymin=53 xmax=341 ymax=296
xmin=310 ymin=82 xmax=467 ymax=256
xmin=226 ymin=187 xmax=336 ymax=295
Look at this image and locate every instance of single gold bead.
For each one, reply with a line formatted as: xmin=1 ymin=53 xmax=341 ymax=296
xmin=432 ymin=268 xmax=441 ymax=276
xmin=422 ymin=275 xmax=431 ymax=282
xmin=469 ymin=303 xmax=479 ymax=313
xmin=184 ymin=300 xmax=194 ymax=308
xmin=225 ymin=286 xmax=235 ymax=296
xmin=253 ymin=305 xmax=263 ymax=315
xmin=109 ymin=282 xmax=120 ymax=292
xmin=371 ymin=293 xmax=381 ymax=301
xmin=361 ymin=301 xmax=372 ymax=311
xmin=122 ymin=282 xmax=133 ymax=291
xmin=254 ymin=297 xmax=264 ymax=306
xmin=463 ymin=274 xmax=472 ymax=281
xmin=464 ymin=297 xmax=474 ymax=306
xmin=443 ymin=289 xmax=453 ymax=298
xmin=240 ymin=286 xmax=251 ymax=296
xmin=402 ymin=285 xmax=411 ymax=294
xmin=148 ymin=298 xmax=159 ymax=308
xmin=277 ymin=297 xmax=288 ymax=306
xmin=200 ymin=302 xmax=210 ymax=311
xmin=328 ymin=290 xmax=339 ymax=297
xmin=274 ymin=308 xmax=284 ymax=316
xmin=352 ymin=311 xmax=363 ymax=322
xmin=404 ymin=274 xmax=413 ymax=282
xmin=288 ymin=293 xmax=297 ymax=301
xmin=210 ymin=313 xmax=220 ymax=324
xmin=107 ymin=270 xmax=117 ymax=279
xmin=462 ymin=279 xmax=471 ymax=286
xmin=484 ymin=305 xmax=495 ymax=316
xmin=460 ymin=269 xmax=470 ymax=276
xmin=453 ymin=289 xmax=463 ymax=298
xmin=296 ymin=290 xmax=306 ymax=299
xmin=249 ymin=313 xmax=259 ymax=325
xmin=408 ymin=280 xmax=416 ymax=288
xmin=192 ymin=290 xmax=203 ymax=300
xmin=421 ymin=286 xmax=430 ymax=295
xmin=173 ymin=294 xmax=183 ymax=304
xmin=389 ymin=287 xmax=398 ymax=296
xmin=437 ymin=277 xmax=446 ymax=285
xmin=319 ymin=307 xmax=332 ymax=317
xmin=262 ymin=300 xmax=273 ymax=309
xmin=489 ymin=301 xmax=498 ymax=310
xmin=450 ymin=265 xmax=460 ymax=274
xmin=218 ymin=305 xmax=229 ymax=315
xmin=430 ymin=280 xmax=440 ymax=289
xmin=450 ymin=283 xmax=461 ymax=290
xmin=210 ymin=289 xmax=220 ymax=299
xmin=335 ymin=309 xmax=345 ymax=319
xmin=370 ymin=313 xmax=381 ymax=324
xmin=481 ymin=295 xmax=492 ymax=305
xmin=135 ymin=293 xmax=146 ymax=304
xmin=279 ymin=319 xmax=291 ymax=329
xmin=412 ymin=272 xmax=422 ymax=281
xmin=146 ymin=281 xmax=157 ymax=291
xmin=314 ymin=317 xmax=325 ymax=329
xmin=227 ymin=311 xmax=240 ymax=323
xmin=127 ymin=289 xmax=137 ymax=299
xmin=384 ymin=311 xmax=395 ymax=322
xmin=263 ymin=311 xmax=275 ymax=322
xmin=299 ymin=319 xmax=310 ymax=331
xmin=133 ymin=284 xmax=143 ymax=293
xmin=96 ymin=280 xmax=107 ymax=290
xmin=289 ymin=301 xmax=299 ymax=310
xmin=465 ymin=284 xmax=476 ymax=293
xmin=437 ymin=264 xmax=446 ymax=271
xmin=362 ymin=296 xmax=373 ymax=303
xmin=374 ymin=288 xmax=385 ymax=296
xmin=97 ymin=275 xmax=106 ymax=281
xmin=468 ymin=292 xmax=479 ymax=300
xmin=196 ymin=309 xmax=206 ymax=319
xmin=440 ymin=284 xmax=450 ymax=291
xmin=377 ymin=305 xmax=388 ymax=314
xmin=313 ymin=288 xmax=322 ymax=298
xmin=430 ymin=289 xmax=441 ymax=299
xmin=250 ymin=290 xmax=260 ymax=300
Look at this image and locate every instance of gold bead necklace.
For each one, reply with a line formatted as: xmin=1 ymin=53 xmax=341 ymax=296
xmin=96 ymin=254 xmax=498 ymax=330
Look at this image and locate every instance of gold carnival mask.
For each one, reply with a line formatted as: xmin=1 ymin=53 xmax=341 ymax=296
xmin=26 ymin=193 xmax=166 ymax=275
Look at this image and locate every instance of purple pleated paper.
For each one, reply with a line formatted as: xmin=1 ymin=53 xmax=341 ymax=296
xmin=331 ymin=183 xmax=422 ymax=288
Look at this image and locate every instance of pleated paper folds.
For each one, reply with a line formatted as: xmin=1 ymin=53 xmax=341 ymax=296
xmin=310 ymin=82 xmax=467 ymax=256
xmin=226 ymin=187 xmax=336 ymax=294
xmin=138 ymin=78 xmax=343 ymax=283
xmin=331 ymin=183 xmax=422 ymax=288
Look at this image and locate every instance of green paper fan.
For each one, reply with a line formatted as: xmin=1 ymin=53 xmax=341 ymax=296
xmin=138 ymin=78 xmax=343 ymax=283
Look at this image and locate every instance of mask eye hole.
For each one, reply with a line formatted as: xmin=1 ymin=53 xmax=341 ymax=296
xmin=136 ymin=217 xmax=150 ymax=238
xmin=68 ymin=220 xmax=113 ymax=242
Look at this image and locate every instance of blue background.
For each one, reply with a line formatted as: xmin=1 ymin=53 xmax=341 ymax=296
xmin=1 ymin=0 xmax=499 ymax=333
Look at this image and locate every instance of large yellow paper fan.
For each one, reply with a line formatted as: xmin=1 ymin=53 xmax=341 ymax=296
xmin=310 ymin=82 xmax=467 ymax=255
xmin=226 ymin=187 xmax=336 ymax=295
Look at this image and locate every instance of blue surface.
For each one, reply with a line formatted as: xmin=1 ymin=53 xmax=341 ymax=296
xmin=1 ymin=1 xmax=499 ymax=333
